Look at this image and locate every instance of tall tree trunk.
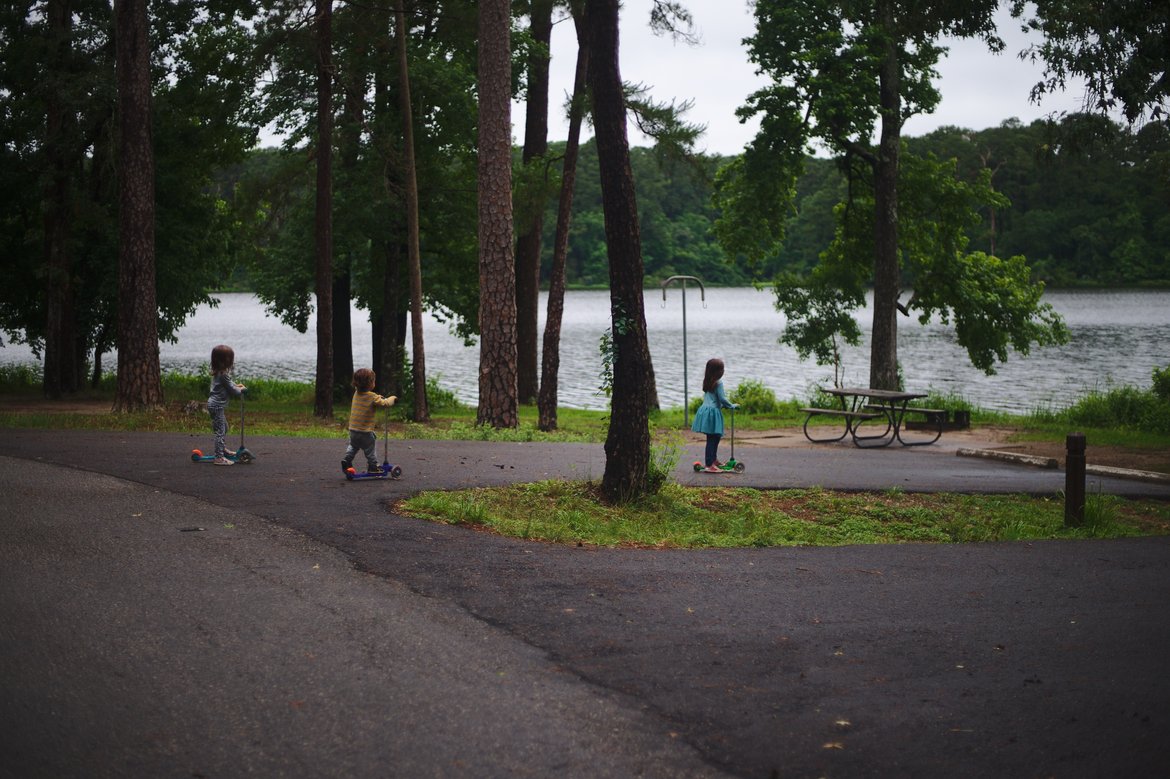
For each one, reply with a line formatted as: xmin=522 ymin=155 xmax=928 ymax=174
xmin=313 ymin=0 xmax=334 ymax=418
xmin=587 ymin=0 xmax=652 ymax=502
xmin=396 ymin=1 xmax=429 ymax=422
xmin=112 ymin=0 xmax=162 ymax=412
xmin=869 ymin=1 xmax=901 ymax=391
xmin=515 ymin=0 xmax=554 ymax=405
xmin=373 ymin=4 xmax=406 ymax=398
xmin=333 ymin=73 xmax=364 ymax=396
xmin=377 ymin=240 xmax=407 ymax=398
xmin=538 ymin=18 xmax=589 ymax=432
xmin=476 ymin=0 xmax=518 ymax=428
xmin=43 ymin=0 xmax=79 ymax=398
xmin=332 ymin=268 xmax=352 ymax=391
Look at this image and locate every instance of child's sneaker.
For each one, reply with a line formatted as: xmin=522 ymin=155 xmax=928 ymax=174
xmin=214 ymin=456 xmax=234 ymax=466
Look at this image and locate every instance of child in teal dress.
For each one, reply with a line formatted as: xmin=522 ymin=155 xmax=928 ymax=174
xmin=691 ymin=358 xmax=738 ymax=473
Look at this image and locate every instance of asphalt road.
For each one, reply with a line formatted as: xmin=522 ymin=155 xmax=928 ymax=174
xmin=2 ymin=428 xmax=1169 ymax=778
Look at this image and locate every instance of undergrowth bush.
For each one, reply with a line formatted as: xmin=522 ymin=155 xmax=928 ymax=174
xmin=1033 ymin=367 xmax=1170 ymax=435
xmin=730 ymin=379 xmax=779 ymax=414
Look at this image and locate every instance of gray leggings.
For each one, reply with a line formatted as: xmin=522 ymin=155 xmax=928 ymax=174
xmin=209 ymin=405 xmax=228 ymax=457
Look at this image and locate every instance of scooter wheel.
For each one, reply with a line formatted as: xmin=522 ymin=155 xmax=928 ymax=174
xmin=693 ymin=462 xmax=703 ymax=472
xmin=390 ymin=466 xmax=403 ymax=479
xmin=236 ymin=451 xmax=254 ymax=463
xmin=191 ymin=449 xmax=203 ymax=461
xmin=733 ymin=462 xmax=746 ymax=473
xmin=345 ymin=467 xmax=356 ymax=480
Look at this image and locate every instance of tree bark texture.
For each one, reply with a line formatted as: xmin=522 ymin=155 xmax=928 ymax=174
xmin=869 ymin=0 xmax=901 ymax=391
xmin=476 ymin=0 xmax=518 ymax=428
xmin=376 ymin=239 xmax=407 ymax=399
xmin=538 ymin=19 xmax=590 ymax=432
xmin=333 ymin=70 xmax=365 ymax=395
xmin=43 ymin=0 xmax=80 ymax=398
xmin=515 ymin=0 xmax=554 ymax=404
xmin=113 ymin=0 xmax=163 ymax=412
xmin=373 ymin=15 xmax=407 ymax=399
xmin=314 ymin=0 xmax=334 ymax=418
xmin=397 ymin=2 xmax=429 ymax=421
xmin=587 ymin=0 xmax=652 ymax=502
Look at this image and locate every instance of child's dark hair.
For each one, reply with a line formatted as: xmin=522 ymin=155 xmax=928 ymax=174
xmin=210 ymin=345 xmax=235 ymax=375
xmin=352 ymin=368 xmax=376 ymax=392
xmin=702 ymin=358 xmax=725 ymax=393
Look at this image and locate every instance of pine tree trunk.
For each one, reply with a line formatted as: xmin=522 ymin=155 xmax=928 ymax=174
xmin=476 ymin=0 xmax=518 ymax=428
xmin=396 ymin=1 xmax=429 ymax=422
xmin=112 ymin=0 xmax=163 ymax=413
xmin=537 ymin=20 xmax=590 ymax=432
xmin=373 ymin=12 xmax=406 ymax=399
xmin=313 ymin=0 xmax=334 ymax=418
xmin=587 ymin=0 xmax=652 ymax=502
xmin=515 ymin=0 xmax=553 ymax=405
xmin=333 ymin=75 xmax=364 ymax=395
xmin=869 ymin=0 xmax=901 ymax=391
xmin=43 ymin=0 xmax=79 ymax=399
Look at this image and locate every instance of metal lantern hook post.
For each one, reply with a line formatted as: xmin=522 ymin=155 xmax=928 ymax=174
xmin=661 ymin=275 xmax=706 ymax=427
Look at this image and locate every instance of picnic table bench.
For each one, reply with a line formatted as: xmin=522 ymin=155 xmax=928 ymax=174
xmin=801 ymin=387 xmax=944 ymax=448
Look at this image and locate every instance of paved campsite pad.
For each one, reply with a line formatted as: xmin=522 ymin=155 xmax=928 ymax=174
xmin=1 ymin=428 xmax=1169 ymax=777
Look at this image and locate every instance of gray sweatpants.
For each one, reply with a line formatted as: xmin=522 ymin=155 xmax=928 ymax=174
xmin=344 ymin=430 xmax=378 ymax=471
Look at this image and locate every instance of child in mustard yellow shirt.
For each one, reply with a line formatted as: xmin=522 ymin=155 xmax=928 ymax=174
xmin=341 ymin=368 xmax=397 ymax=474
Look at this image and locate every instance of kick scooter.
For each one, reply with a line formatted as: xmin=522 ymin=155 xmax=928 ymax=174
xmin=345 ymin=412 xmax=402 ymax=480
xmin=693 ymin=406 xmax=746 ymax=473
xmin=192 ymin=389 xmax=255 ymax=464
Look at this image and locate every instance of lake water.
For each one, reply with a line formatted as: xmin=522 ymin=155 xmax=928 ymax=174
xmin=2 ymin=288 xmax=1168 ymax=414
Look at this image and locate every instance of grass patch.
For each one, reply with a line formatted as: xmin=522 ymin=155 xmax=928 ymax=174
xmin=399 ymin=481 xmax=1170 ymax=548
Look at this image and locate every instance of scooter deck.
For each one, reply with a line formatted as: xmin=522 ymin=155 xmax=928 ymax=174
xmin=692 ymin=459 xmax=746 ymax=473
xmin=191 ymin=449 xmax=254 ymax=464
xmin=345 ymin=464 xmax=403 ymax=480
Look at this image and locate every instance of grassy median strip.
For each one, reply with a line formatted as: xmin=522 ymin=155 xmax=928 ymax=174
xmin=398 ymin=481 xmax=1170 ymax=548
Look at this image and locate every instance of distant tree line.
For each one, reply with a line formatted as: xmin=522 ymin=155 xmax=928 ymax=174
xmin=525 ymin=115 xmax=1169 ymax=290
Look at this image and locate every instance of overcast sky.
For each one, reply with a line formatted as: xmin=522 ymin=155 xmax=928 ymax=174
xmin=513 ymin=0 xmax=1100 ymax=156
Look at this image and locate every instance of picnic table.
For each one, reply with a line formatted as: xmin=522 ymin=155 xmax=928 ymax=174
xmin=800 ymin=387 xmax=944 ymax=448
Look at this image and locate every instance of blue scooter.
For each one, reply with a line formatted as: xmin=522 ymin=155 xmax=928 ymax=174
xmin=345 ymin=412 xmax=402 ymax=480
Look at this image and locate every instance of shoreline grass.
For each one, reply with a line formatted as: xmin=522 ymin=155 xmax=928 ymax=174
xmin=2 ymin=368 xmax=1168 ymax=449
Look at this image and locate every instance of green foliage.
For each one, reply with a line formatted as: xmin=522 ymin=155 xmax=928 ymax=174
xmin=908 ymin=117 xmax=1170 ymax=287
xmin=597 ymin=328 xmax=615 ymax=400
xmin=1030 ymin=378 xmax=1170 ymax=436
xmin=646 ymin=430 xmax=684 ymax=494
xmin=1152 ymin=366 xmax=1170 ymax=401
xmin=0 ymin=365 xmax=43 ymax=391
xmin=542 ymin=141 xmax=751 ymax=287
xmin=1011 ymin=0 xmax=1169 ymax=123
xmin=0 ymin=0 xmax=261 ymax=383
xmin=729 ymin=379 xmax=779 ymax=414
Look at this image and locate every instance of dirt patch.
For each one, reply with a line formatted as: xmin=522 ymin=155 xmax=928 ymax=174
xmin=731 ymin=425 xmax=1170 ymax=476
xmin=989 ymin=439 xmax=1170 ymax=475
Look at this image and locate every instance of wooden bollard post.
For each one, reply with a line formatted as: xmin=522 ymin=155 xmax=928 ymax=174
xmin=1065 ymin=432 xmax=1086 ymax=527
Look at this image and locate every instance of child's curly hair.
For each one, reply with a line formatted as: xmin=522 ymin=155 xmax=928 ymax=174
xmin=352 ymin=368 xmax=376 ymax=392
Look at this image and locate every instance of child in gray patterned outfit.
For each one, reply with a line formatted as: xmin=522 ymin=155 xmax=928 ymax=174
xmin=207 ymin=344 xmax=246 ymax=466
